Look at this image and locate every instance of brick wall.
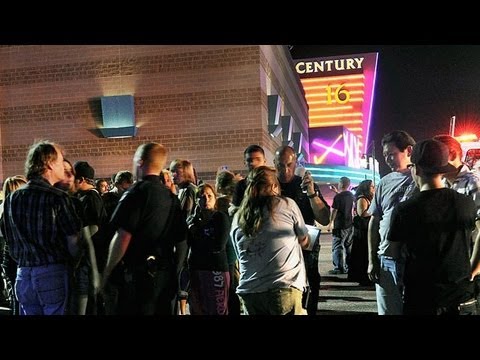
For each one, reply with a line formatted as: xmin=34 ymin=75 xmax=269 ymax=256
xmin=0 ymin=45 xmax=308 ymax=184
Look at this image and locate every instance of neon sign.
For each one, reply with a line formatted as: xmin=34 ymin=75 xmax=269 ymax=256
xmin=309 ymin=126 xmax=360 ymax=167
xmin=294 ymin=53 xmax=378 ymax=156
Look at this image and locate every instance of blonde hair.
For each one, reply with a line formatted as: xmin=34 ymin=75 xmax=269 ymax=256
xmin=3 ymin=175 xmax=27 ymax=197
xmin=170 ymin=159 xmax=196 ymax=185
xmin=134 ymin=143 xmax=168 ymax=173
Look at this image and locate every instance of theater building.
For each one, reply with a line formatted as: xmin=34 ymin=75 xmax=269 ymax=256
xmin=0 ymin=45 xmax=309 ymax=183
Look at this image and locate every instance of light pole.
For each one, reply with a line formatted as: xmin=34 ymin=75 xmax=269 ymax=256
xmin=363 ymin=140 xmax=377 ymax=186
xmin=449 ymin=115 xmax=456 ymax=137
xmin=371 ymin=140 xmax=376 ymax=186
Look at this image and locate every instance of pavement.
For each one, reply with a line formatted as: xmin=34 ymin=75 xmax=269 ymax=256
xmin=316 ymin=230 xmax=378 ymax=315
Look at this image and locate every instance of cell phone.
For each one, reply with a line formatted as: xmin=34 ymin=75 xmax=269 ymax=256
xmin=302 ymin=286 xmax=311 ymax=309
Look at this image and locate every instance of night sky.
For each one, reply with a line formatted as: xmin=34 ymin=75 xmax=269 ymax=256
xmin=290 ymin=45 xmax=480 ymax=175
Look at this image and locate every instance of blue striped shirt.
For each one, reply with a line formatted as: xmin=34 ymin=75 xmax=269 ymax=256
xmin=2 ymin=177 xmax=82 ymax=267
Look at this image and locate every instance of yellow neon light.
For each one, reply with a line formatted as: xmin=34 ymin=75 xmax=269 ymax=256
xmin=301 ymin=74 xmax=365 ymax=83
xmin=308 ymin=99 xmax=362 ymax=105
xmin=309 ymin=104 xmax=358 ymax=113
xmin=307 ymin=99 xmax=364 ymax=105
xmin=306 ymin=91 xmax=364 ymax=98
xmin=310 ymin=113 xmax=363 ymax=119
xmin=309 ymin=120 xmax=363 ymax=126
xmin=310 ymin=117 xmax=363 ymax=121
xmin=303 ymin=83 xmax=365 ymax=91
xmin=309 ymin=106 xmax=353 ymax=112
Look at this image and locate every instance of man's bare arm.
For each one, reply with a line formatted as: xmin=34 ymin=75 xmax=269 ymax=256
xmin=102 ymin=228 xmax=132 ymax=285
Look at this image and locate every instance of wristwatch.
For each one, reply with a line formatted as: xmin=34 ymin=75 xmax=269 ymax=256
xmin=307 ymin=192 xmax=318 ymax=199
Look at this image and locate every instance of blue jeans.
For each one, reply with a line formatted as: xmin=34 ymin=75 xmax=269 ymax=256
xmin=375 ymin=256 xmax=404 ymax=315
xmin=332 ymin=227 xmax=354 ymax=272
xmin=15 ymin=264 xmax=70 ymax=315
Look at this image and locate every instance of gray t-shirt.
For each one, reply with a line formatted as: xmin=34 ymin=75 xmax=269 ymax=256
xmin=368 ymin=170 xmax=415 ymax=258
xmin=231 ymin=197 xmax=308 ymax=294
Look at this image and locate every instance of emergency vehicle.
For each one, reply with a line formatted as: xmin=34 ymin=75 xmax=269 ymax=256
xmin=456 ymin=134 xmax=480 ymax=173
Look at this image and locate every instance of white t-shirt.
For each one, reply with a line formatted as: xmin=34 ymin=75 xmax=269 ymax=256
xmin=231 ymin=196 xmax=308 ymax=294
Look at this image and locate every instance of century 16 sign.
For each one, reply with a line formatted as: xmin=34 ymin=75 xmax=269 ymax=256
xmin=294 ymin=53 xmax=378 ymax=167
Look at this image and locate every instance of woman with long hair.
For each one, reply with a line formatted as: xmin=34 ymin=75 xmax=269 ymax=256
xmin=230 ymin=166 xmax=310 ymax=315
xmin=187 ymin=183 xmax=230 ymax=315
xmin=0 ymin=175 xmax=27 ymax=314
xmin=348 ymin=179 xmax=375 ymax=286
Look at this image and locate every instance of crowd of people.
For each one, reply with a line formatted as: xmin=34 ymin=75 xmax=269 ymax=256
xmin=0 ymin=129 xmax=479 ymax=316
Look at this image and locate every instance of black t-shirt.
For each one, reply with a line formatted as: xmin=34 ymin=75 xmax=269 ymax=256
xmin=111 ymin=175 xmax=187 ymax=267
xmin=279 ymin=175 xmax=329 ymax=226
xmin=188 ymin=209 xmax=230 ymax=272
xmin=102 ymin=191 xmax=121 ymax=222
xmin=76 ymin=188 xmax=107 ymax=227
xmin=389 ymin=188 xmax=476 ymax=312
xmin=332 ymin=191 xmax=355 ymax=229
xmin=76 ymin=189 xmax=108 ymax=269
xmin=232 ymin=178 xmax=248 ymax=207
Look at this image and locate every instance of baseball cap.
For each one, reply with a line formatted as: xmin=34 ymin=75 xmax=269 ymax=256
xmin=410 ymin=139 xmax=457 ymax=174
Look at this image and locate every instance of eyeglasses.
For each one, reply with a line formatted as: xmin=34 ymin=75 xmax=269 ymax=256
xmin=407 ymin=163 xmax=415 ymax=169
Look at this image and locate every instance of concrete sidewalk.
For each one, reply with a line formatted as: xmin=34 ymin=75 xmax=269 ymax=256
xmin=316 ymin=230 xmax=377 ymax=315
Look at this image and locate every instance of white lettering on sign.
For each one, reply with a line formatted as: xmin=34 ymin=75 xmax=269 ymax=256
xmin=295 ymin=57 xmax=365 ymax=74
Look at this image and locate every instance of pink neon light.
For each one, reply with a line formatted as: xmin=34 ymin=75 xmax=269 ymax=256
xmin=312 ymin=140 xmax=345 ymax=157
xmin=312 ymin=134 xmax=344 ymax=164
xmin=363 ymin=54 xmax=378 ymax=153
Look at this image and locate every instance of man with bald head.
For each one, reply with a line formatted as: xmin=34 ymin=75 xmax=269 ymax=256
xmin=274 ymin=145 xmax=330 ymax=315
xmin=102 ymin=143 xmax=188 ymax=315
